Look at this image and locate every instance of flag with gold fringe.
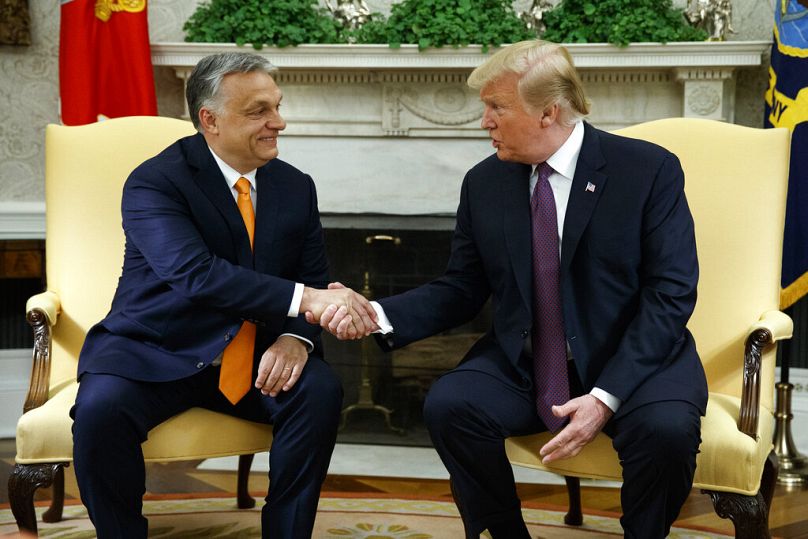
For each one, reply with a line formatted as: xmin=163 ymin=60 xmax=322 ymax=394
xmin=59 ymin=0 xmax=158 ymax=125
xmin=765 ymin=0 xmax=808 ymax=309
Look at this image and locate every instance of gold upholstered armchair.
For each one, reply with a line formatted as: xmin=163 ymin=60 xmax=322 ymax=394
xmin=8 ymin=116 xmax=273 ymax=533
xmin=506 ymin=118 xmax=793 ymax=538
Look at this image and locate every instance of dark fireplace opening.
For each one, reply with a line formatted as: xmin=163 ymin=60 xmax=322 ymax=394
xmin=0 ymin=241 xmax=45 ymax=350
xmin=322 ymin=227 xmax=491 ymax=447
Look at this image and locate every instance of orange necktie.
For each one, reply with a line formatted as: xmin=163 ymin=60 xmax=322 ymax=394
xmin=219 ymin=178 xmax=257 ymax=404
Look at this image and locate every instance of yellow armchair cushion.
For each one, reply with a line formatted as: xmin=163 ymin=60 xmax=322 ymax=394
xmin=16 ymin=382 xmax=273 ymax=465
xmin=506 ymin=432 xmax=620 ymax=483
xmin=694 ymin=394 xmax=775 ymax=495
xmin=505 ymin=393 xmax=774 ymax=496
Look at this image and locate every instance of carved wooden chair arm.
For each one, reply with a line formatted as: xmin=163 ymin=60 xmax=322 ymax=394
xmin=738 ymin=310 xmax=793 ymax=439
xmin=24 ymin=291 xmax=61 ymax=414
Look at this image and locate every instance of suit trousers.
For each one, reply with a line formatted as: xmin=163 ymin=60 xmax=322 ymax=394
xmin=71 ymin=357 xmax=342 ymax=539
xmin=423 ymin=354 xmax=701 ymax=539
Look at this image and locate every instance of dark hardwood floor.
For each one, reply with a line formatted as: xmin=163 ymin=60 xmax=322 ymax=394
xmin=2 ymin=438 xmax=807 ymax=537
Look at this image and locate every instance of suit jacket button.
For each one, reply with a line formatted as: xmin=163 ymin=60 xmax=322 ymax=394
xmin=521 ymin=329 xmax=529 ymax=338
xmin=224 ymin=333 xmax=231 ymax=342
xmin=196 ymin=362 xmax=204 ymax=369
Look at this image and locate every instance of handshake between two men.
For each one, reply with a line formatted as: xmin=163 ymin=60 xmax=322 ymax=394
xmin=301 ymin=282 xmax=378 ymax=339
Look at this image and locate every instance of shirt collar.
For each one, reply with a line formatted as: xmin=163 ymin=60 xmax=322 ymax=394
xmin=531 ymin=121 xmax=584 ymax=180
xmin=207 ymin=147 xmax=258 ymax=192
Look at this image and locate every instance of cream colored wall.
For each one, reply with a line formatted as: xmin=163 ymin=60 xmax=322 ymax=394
xmin=0 ymin=1 xmax=59 ymax=202
xmin=0 ymin=0 xmax=778 ymax=202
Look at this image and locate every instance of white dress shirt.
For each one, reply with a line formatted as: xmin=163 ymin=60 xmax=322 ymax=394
xmin=372 ymin=122 xmax=620 ymax=413
xmin=208 ymin=148 xmax=311 ymax=354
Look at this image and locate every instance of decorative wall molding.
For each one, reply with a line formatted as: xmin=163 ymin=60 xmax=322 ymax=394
xmin=382 ymin=84 xmax=484 ymax=137
xmin=778 ymin=368 xmax=808 ymax=413
xmin=274 ymin=72 xmax=378 ymax=85
xmin=580 ymin=71 xmax=673 ymax=84
xmin=0 ymin=202 xmax=45 ymax=240
xmin=0 ymin=349 xmax=29 ymax=438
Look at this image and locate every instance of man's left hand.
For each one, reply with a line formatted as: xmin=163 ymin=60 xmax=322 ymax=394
xmin=255 ymin=335 xmax=308 ymax=397
xmin=539 ymin=394 xmax=614 ymax=464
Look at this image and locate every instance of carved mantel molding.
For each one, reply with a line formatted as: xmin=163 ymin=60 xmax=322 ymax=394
xmin=152 ymin=41 xmax=768 ymax=70
xmin=152 ymin=41 xmax=770 ymax=134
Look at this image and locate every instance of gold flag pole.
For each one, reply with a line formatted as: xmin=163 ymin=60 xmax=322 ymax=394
xmin=773 ymin=337 xmax=808 ymax=484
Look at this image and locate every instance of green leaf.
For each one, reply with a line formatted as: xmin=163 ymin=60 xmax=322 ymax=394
xmin=183 ymin=0 xmax=707 ymax=48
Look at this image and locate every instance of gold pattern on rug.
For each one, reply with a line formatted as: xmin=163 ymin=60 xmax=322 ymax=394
xmin=0 ymin=496 xmax=732 ymax=538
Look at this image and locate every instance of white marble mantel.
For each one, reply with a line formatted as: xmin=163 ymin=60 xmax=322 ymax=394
xmin=153 ymin=41 xmax=770 ymax=128
xmin=153 ymin=40 xmax=769 ymax=69
xmin=151 ymin=41 xmax=769 ymax=217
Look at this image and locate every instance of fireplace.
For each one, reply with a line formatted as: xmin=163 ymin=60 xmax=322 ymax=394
xmin=0 ymin=240 xmax=44 ymax=350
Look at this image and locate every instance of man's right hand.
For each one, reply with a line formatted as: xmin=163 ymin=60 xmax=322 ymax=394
xmin=301 ymin=283 xmax=377 ymax=339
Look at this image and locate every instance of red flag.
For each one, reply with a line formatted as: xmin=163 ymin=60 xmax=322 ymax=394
xmin=59 ymin=0 xmax=158 ymax=125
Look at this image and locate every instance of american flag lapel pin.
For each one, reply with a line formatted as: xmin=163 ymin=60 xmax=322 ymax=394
xmin=585 ymin=182 xmax=596 ymax=193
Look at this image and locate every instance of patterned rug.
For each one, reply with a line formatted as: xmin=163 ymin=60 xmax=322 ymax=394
xmin=0 ymin=493 xmax=731 ymax=538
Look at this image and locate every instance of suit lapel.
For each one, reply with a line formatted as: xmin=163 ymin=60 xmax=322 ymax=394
xmin=502 ymin=161 xmax=534 ymax=312
xmin=560 ymin=123 xmax=607 ymax=274
xmin=253 ymin=161 xmax=280 ymax=274
xmin=187 ymin=134 xmax=254 ymax=267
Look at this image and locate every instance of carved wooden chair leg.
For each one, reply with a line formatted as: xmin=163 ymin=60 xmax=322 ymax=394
xmin=704 ymin=487 xmax=772 ymax=539
xmin=42 ymin=463 xmax=67 ymax=523
xmin=237 ymin=453 xmax=256 ymax=509
xmin=760 ymin=450 xmax=779 ymax=513
xmin=704 ymin=490 xmax=770 ymax=539
xmin=563 ymin=475 xmax=583 ymax=525
xmin=7 ymin=462 xmax=66 ymax=534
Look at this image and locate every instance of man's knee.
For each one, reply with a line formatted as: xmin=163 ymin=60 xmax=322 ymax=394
xmin=72 ymin=375 xmax=155 ymax=450
xmin=423 ymin=374 xmax=473 ymax=432
xmin=73 ymin=390 xmax=132 ymax=438
xmin=616 ymin=402 xmax=701 ymax=464
xmin=653 ymin=406 xmax=699 ymax=458
xmin=72 ymin=398 xmax=146 ymax=471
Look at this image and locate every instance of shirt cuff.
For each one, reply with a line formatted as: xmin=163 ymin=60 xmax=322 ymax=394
xmin=370 ymin=301 xmax=394 ymax=334
xmin=287 ymin=283 xmax=304 ymax=318
xmin=280 ymin=333 xmax=314 ymax=353
xmin=590 ymin=387 xmax=621 ymax=414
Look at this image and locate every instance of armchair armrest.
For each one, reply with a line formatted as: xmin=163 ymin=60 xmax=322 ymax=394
xmin=751 ymin=310 xmax=793 ymax=342
xmin=738 ymin=310 xmax=793 ymax=440
xmin=26 ymin=291 xmax=61 ymax=326
xmin=24 ymin=291 xmax=62 ymax=413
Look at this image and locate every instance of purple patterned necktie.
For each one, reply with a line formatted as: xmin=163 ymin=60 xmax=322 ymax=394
xmin=531 ymin=162 xmax=570 ymax=433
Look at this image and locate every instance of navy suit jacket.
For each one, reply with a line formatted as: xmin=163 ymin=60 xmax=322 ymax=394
xmin=378 ymin=122 xmax=708 ymax=418
xmin=78 ymin=132 xmax=329 ymax=382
